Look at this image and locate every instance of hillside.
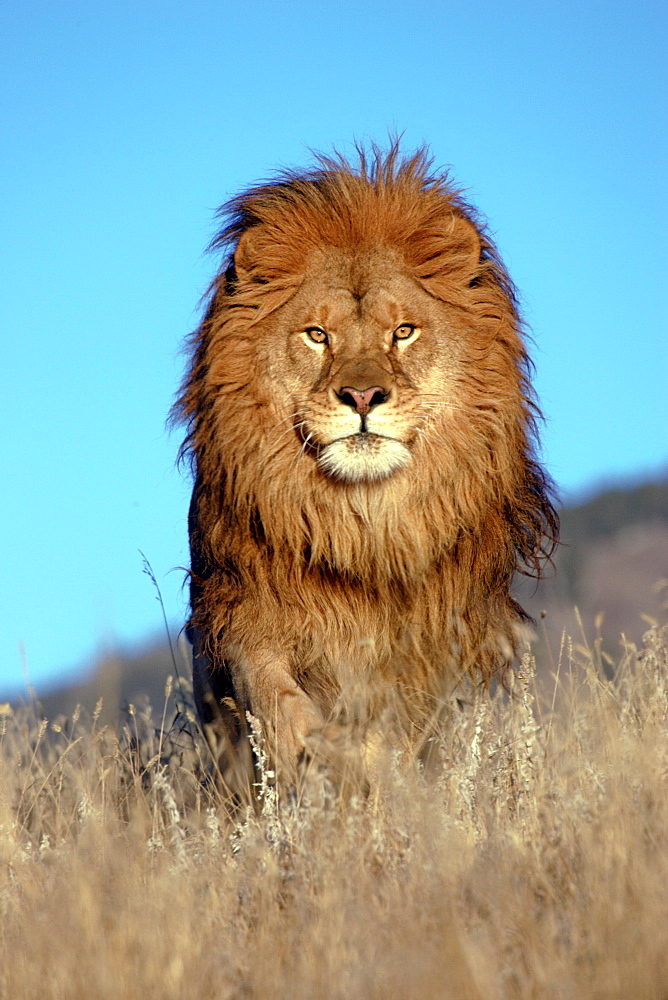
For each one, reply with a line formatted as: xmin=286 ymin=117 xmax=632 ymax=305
xmin=11 ymin=477 xmax=668 ymax=720
xmin=518 ymin=477 xmax=668 ymax=662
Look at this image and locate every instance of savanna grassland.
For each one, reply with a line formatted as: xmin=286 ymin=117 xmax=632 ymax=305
xmin=1 ymin=622 xmax=667 ymax=1000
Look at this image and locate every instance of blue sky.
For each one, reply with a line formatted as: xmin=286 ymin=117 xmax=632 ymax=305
xmin=1 ymin=0 xmax=666 ymax=696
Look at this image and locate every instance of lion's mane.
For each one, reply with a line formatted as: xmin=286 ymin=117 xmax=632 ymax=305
xmin=175 ymin=145 xmax=558 ymax=771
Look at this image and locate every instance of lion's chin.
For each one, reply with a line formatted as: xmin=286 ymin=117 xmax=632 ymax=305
xmin=317 ymin=434 xmax=411 ymax=483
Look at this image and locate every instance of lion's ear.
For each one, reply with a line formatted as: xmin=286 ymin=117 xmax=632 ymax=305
xmin=229 ymin=225 xmax=303 ymax=315
xmin=233 ymin=227 xmax=265 ymax=286
xmin=448 ymin=213 xmax=483 ymax=284
xmin=411 ymin=212 xmax=483 ymax=289
xmin=232 ymin=226 xmax=307 ymax=300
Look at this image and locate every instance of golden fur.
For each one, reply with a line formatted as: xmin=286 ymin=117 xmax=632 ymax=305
xmin=175 ymin=145 xmax=558 ymax=786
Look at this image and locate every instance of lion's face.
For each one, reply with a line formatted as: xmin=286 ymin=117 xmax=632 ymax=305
xmin=259 ymin=247 xmax=465 ymax=484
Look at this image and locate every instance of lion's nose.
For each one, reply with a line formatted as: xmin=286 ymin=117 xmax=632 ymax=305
xmin=336 ymin=386 xmax=389 ymax=416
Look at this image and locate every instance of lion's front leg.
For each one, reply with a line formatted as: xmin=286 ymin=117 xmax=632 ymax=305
xmin=238 ymin=652 xmax=324 ymax=778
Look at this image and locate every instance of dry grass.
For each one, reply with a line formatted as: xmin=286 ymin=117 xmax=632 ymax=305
xmin=1 ymin=623 xmax=667 ymax=1000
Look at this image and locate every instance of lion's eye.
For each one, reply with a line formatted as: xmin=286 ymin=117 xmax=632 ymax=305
xmin=305 ymin=327 xmax=328 ymax=344
xmin=394 ymin=324 xmax=417 ymax=342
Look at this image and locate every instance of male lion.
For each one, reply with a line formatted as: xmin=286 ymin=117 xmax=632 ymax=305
xmin=176 ymin=145 xmax=558 ymax=790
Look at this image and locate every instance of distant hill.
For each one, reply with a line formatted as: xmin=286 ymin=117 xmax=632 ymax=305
xmin=517 ymin=478 xmax=668 ymax=659
xmin=10 ymin=478 xmax=668 ymax=720
xmin=552 ymin=479 xmax=668 ymax=602
xmin=16 ymin=637 xmax=190 ymax=726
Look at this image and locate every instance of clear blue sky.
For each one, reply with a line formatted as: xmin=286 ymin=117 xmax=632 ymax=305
xmin=1 ymin=0 xmax=666 ymax=696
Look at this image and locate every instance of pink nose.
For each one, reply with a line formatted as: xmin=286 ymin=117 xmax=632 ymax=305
xmin=337 ymin=386 xmax=388 ymax=416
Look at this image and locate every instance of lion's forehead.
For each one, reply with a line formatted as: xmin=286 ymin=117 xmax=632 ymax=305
xmin=288 ymin=256 xmax=433 ymax=332
xmin=297 ymin=287 xmax=405 ymax=332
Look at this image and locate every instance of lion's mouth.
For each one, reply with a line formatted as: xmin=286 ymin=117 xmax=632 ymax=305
xmin=330 ymin=430 xmax=394 ymax=447
xmin=316 ymin=432 xmax=411 ymax=483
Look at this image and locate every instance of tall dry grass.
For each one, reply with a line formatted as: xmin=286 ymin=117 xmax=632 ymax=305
xmin=1 ymin=623 xmax=666 ymax=999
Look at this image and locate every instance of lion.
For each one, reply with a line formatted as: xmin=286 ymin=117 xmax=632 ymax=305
xmin=175 ymin=144 xmax=558 ymax=791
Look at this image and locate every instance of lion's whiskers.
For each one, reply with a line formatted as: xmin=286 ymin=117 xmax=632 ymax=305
xmin=418 ymin=402 xmax=503 ymax=427
xmin=270 ymin=415 xmax=308 ymax=450
xmin=262 ymin=410 xmax=321 ymax=460
xmin=269 ymin=410 xmax=304 ymax=434
xmin=286 ymin=430 xmax=316 ymax=476
xmin=416 ymin=408 xmax=491 ymax=453
xmin=416 ymin=411 xmax=512 ymax=476
xmin=418 ymin=398 xmax=505 ymax=418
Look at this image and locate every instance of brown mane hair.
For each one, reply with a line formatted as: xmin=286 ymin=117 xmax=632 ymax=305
xmin=174 ymin=144 xmax=558 ymax=771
